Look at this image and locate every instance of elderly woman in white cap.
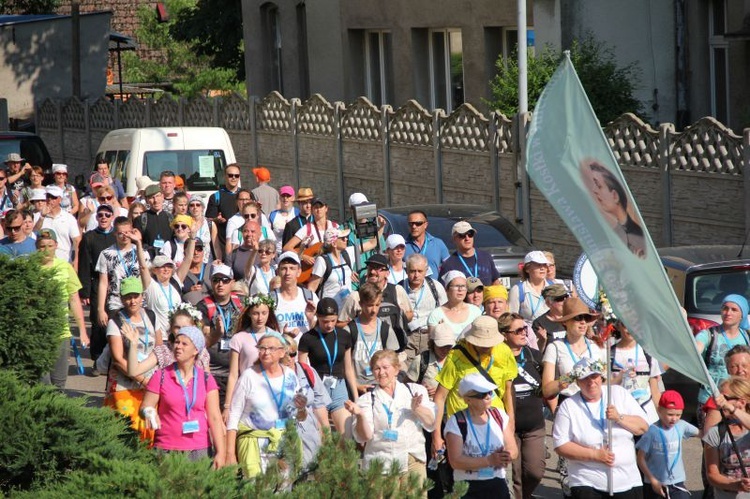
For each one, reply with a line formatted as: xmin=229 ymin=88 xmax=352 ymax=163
xmin=385 ymin=233 xmax=408 ymax=284
xmin=50 ymin=163 xmax=80 ymax=215
xmin=444 ymin=372 xmax=518 ymax=499
xmin=508 ymin=251 xmax=553 ymax=323
xmin=345 ymin=349 xmax=436 ymax=491
xmin=553 ymin=358 xmax=648 ymax=498
xmin=140 ymin=325 xmax=226 ymax=467
xmin=427 ymin=270 xmax=482 ymax=340
xmin=307 ymin=225 xmax=355 ymax=305
xmin=431 ymin=316 xmax=518 ymax=471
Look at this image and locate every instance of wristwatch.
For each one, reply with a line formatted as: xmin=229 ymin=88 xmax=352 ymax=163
xmin=618 ymin=414 xmax=625 ymax=422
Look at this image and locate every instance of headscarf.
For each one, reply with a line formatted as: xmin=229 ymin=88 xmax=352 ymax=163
xmin=723 ymin=294 xmax=750 ymax=330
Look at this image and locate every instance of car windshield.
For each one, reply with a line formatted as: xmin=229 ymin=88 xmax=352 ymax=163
xmin=688 ymin=268 xmax=750 ymax=315
xmin=0 ymin=138 xmax=50 ymax=168
xmin=143 ymin=150 xmax=226 ymax=191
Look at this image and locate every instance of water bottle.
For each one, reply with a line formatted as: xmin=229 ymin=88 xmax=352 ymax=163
xmin=428 ymin=449 xmax=445 ymax=470
xmin=623 ymin=358 xmax=636 ymax=391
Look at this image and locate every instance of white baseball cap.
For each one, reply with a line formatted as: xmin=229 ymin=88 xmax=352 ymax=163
xmin=278 ymin=250 xmax=301 ymax=265
xmin=51 ymin=163 xmax=68 ymax=174
xmin=458 ymin=372 xmax=498 ymax=397
xmin=386 ymin=233 xmax=406 ymax=250
xmin=348 ymin=192 xmax=368 ymax=207
xmin=45 ymin=185 xmax=64 ymax=198
xmin=30 ymin=188 xmax=47 ymax=201
xmin=524 ymin=251 xmax=550 ymax=266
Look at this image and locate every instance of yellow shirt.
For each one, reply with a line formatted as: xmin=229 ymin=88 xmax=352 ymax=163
xmin=48 ymin=257 xmax=82 ymax=339
xmin=435 ymin=340 xmax=518 ymax=417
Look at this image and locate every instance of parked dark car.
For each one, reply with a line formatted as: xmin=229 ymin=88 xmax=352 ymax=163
xmin=659 ymin=244 xmax=750 ymax=422
xmin=378 ymin=204 xmax=533 ymax=285
xmin=0 ymin=131 xmax=53 ymax=171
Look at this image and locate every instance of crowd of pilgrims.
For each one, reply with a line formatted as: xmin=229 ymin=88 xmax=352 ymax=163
xmin=3 ymin=157 xmax=750 ymax=498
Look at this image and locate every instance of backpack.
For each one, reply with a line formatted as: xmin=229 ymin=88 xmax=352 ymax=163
xmin=317 ymin=252 xmax=353 ymax=298
xmin=378 ymin=283 xmax=408 ymax=352
xmin=112 ymin=308 xmax=157 ymax=331
xmin=610 ymin=344 xmax=653 ymax=375
xmin=517 ymin=278 xmax=555 ymax=306
xmin=348 ymin=318 xmax=394 ymax=353
xmin=399 ymin=277 xmax=439 ymax=304
xmin=140 ymin=211 xmax=175 ymax=235
xmin=702 ymin=326 xmax=749 ymax=366
xmin=202 ymin=294 xmax=244 ymax=323
xmin=454 ymin=407 xmax=505 ymax=442
xmin=298 ymin=361 xmax=317 ymax=388
xmin=416 ymin=350 xmax=431 ymax=384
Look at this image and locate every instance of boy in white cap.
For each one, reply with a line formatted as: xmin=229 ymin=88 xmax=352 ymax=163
xmin=37 ymin=184 xmax=81 ymax=266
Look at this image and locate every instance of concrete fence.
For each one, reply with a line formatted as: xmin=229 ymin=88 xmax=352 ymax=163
xmin=36 ymin=93 xmax=749 ymax=272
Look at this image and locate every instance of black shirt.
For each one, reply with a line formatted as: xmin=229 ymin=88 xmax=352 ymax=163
xmin=298 ymin=327 xmax=353 ymax=380
xmin=78 ymin=228 xmax=116 ymax=299
xmin=205 ymin=187 xmax=239 ymax=249
xmin=281 ymin=214 xmax=313 ymax=247
xmin=532 ymin=314 xmax=567 ymax=343
xmin=197 ymin=295 xmax=243 ymax=378
xmin=133 ymin=209 xmax=173 ymax=258
xmin=513 ymin=346 xmax=545 ymax=432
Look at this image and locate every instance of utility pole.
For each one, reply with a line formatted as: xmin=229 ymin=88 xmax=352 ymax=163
xmin=72 ymin=0 xmax=81 ymax=97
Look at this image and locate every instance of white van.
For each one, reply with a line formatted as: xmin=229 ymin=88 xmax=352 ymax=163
xmin=94 ymin=127 xmax=237 ymax=202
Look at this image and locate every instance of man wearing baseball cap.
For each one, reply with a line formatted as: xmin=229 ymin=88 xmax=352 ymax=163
xmin=531 ymin=283 xmax=569 ymax=350
xmin=251 ymin=166 xmax=280 ymax=215
xmin=37 ymin=184 xmax=81 ymax=266
xmin=281 ymin=187 xmax=314 ymax=246
xmin=438 ymin=220 xmax=502 ymax=286
xmin=268 ymin=185 xmax=299 ymax=252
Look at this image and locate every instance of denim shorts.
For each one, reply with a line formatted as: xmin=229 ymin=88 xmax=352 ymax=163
xmin=325 ymin=377 xmax=349 ymax=412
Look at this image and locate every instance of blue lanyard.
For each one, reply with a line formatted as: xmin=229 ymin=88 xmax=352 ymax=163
xmin=390 ymin=267 xmax=406 ymax=284
xmin=409 ymin=282 xmax=426 ymax=310
xmin=457 ymin=254 xmax=478 ymax=278
xmin=517 ymin=348 xmax=526 ymax=368
xmin=317 ymin=329 xmax=339 ymax=375
xmin=720 ymin=327 xmax=749 ymax=349
xmin=257 ymin=265 xmax=271 ymax=292
xmin=261 ymin=366 xmax=287 ymax=414
xmin=528 ymin=291 xmax=544 ymax=318
xmin=327 ymin=254 xmax=346 ymax=286
xmin=116 ymin=246 xmax=137 ymax=277
xmin=466 ymin=410 xmax=492 ymax=456
xmin=582 ymin=396 xmax=606 ymax=432
xmin=216 ymin=304 xmax=232 ymax=338
xmin=381 ymin=400 xmax=396 ymax=428
xmin=564 ymin=338 xmax=592 ymax=363
xmin=356 ymin=318 xmax=381 ymax=362
xmin=250 ymin=329 xmax=262 ymax=344
xmin=198 ymin=263 xmax=206 ymax=282
xmin=159 ymin=282 xmax=175 ymax=311
xmin=657 ymin=424 xmax=682 ymax=478
xmin=120 ymin=311 xmax=150 ymax=349
xmin=174 ymin=364 xmax=198 ymax=418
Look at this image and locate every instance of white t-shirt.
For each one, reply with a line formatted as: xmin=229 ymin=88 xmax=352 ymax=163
xmin=160 ymin=239 xmax=186 ymax=267
xmin=41 ymin=211 xmax=80 ymax=262
xmin=403 ymin=278 xmax=448 ymax=331
xmin=226 ymin=366 xmax=300 ymax=432
xmin=552 ymin=385 xmax=647 ymax=493
xmin=293 ymin=220 xmax=337 ymax=246
xmin=311 ymin=248 xmax=355 ymax=307
xmin=270 ymin=209 xmax=297 ymax=253
xmin=274 ymin=287 xmax=320 ymax=340
xmin=143 ymin=279 xmax=183 ymax=335
xmin=246 ymin=265 xmax=276 ymax=296
xmin=226 ymin=212 xmax=273 ymax=246
xmin=387 ymin=266 xmax=408 ymax=285
xmin=611 ymin=342 xmax=662 ymax=424
xmin=445 ymin=408 xmax=511 ymax=481
xmin=194 ymin=219 xmax=213 ymax=263
xmin=542 ymin=338 xmax=607 ymax=397
xmin=427 ymin=305 xmax=482 ymax=340
xmin=507 ymin=280 xmax=550 ymax=322
xmin=348 ymin=319 xmax=400 ymax=384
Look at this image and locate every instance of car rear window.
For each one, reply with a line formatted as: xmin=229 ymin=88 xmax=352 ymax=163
xmin=0 ymin=138 xmax=51 ymax=169
xmin=687 ymin=268 xmax=750 ymax=315
xmin=423 ymin=218 xmax=518 ymax=247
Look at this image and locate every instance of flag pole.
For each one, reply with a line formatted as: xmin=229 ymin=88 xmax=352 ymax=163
xmin=606 ymin=332 xmax=614 ymax=496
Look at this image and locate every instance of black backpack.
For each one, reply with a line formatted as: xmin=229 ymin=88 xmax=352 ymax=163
xmin=317 ymin=252 xmax=353 ymax=298
xmin=378 ymin=284 xmax=408 ymax=352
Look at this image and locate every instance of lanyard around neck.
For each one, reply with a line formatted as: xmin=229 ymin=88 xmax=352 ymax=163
xmin=317 ymin=329 xmax=339 ymax=375
xmin=457 ymin=254 xmax=478 ymax=278
xmin=466 ymin=410 xmax=493 ymax=456
xmin=174 ymin=364 xmax=198 ymax=417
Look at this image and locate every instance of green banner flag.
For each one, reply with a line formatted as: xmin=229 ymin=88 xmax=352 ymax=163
xmin=525 ymin=54 xmax=711 ymax=388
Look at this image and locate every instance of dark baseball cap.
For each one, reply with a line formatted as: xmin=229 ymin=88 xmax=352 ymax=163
xmin=366 ymin=253 xmax=389 ymax=269
xmin=316 ymin=297 xmax=339 ymax=316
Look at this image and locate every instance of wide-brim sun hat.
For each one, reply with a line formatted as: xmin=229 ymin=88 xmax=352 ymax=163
xmin=463 ymin=315 xmax=502 ymax=348
xmin=552 ymin=296 xmax=599 ymax=323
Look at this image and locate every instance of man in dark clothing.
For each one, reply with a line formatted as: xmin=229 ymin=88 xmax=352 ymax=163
xmin=531 ymin=283 xmax=569 ymax=352
xmin=438 ymin=220 xmax=501 ymax=286
xmin=205 ymin=163 xmax=243 ymax=253
xmin=133 ymin=184 xmax=173 ymax=258
xmin=281 ymin=187 xmax=314 ymax=246
xmin=78 ymin=204 xmax=117 ymax=362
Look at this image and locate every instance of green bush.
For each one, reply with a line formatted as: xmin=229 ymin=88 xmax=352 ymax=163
xmin=0 ymin=370 xmax=144 ymax=493
xmin=0 ymin=254 xmax=67 ymax=383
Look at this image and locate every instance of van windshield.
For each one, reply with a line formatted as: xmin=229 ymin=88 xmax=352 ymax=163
xmin=687 ymin=268 xmax=750 ymax=315
xmin=143 ymin=150 xmax=227 ymax=191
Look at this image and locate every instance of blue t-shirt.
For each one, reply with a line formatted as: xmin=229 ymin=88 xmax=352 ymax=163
xmin=635 ymin=420 xmax=699 ymax=485
xmin=404 ymin=232 xmax=450 ymax=278
xmin=0 ymin=236 xmax=37 ymax=258
xmin=438 ymin=249 xmax=500 ymax=286
xmin=695 ymin=328 xmax=750 ymax=403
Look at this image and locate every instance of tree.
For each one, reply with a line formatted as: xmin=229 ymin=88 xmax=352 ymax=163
xmin=488 ymin=36 xmax=644 ymax=125
xmin=123 ymin=0 xmax=244 ymax=97
xmin=0 ymin=254 xmax=67 ymax=384
xmin=0 ymin=0 xmax=60 ymax=14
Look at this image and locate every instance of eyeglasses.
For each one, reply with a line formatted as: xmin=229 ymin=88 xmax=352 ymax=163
xmin=174 ymin=224 xmax=190 ymax=230
xmin=572 ymin=314 xmax=591 ymax=322
xmin=505 ymin=327 xmax=527 ymax=336
xmin=54 ymin=172 xmax=67 ymax=176
xmin=553 ymin=295 xmax=569 ymax=302
xmin=7 ymin=225 xmax=22 ymax=232
xmin=194 ymin=246 xmax=204 ymax=252
xmin=258 ymin=249 xmax=274 ymax=255
xmin=226 ymin=173 xmax=241 ymax=179
xmin=450 ymin=284 xmax=467 ymax=290
xmin=98 ymin=195 xmax=114 ymax=202
xmin=724 ymin=395 xmax=740 ymax=401
xmin=96 ymin=212 xmax=113 ymax=219
xmin=408 ymin=221 xmax=426 ymax=227
xmin=212 ymin=277 xmax=232 ymax=284
xmin=367 ymin=265 xmax=388 ymax=272
xmin=287 ymin=351 xmax=298 ymax=358
xmin=189 ymin=203 xmax=203 ymax=208
xmin=243 ymin=213 xmax=258 ymax=219
xmin=457 ymin=231 xmax=475 ymax=239
xmin=237 ymin=197 xmax=252 ymax=202
xmin=258 ymin=346 xmax=285 ymax=353
xmin=468 ymin=391 xmax=492 ymax=399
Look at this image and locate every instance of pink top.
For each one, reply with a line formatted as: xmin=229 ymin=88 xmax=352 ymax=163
xmin=146 ymin=364 xmax=219 ymax=451
xmin=230 ymin=329 xmax=277 ymax=372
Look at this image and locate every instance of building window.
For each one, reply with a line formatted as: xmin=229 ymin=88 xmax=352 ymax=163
xmin=261 ymin=3 xmax=283 ymax=92
xmin=709 ymin=0 xmax=729 ymax=123
xmin=429 ymin=29 xmax=464 ymax=112
xmin=364 ymin=31 xmax=394 ymax=106
xmin=502 ymin=27 xmax=536 ymax=63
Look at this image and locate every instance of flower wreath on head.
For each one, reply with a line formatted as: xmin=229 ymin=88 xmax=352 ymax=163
xmin=246 ymin=293 xmax=277 ymax=311
xmin=567 ymin=358 xmax=607 ymax=383
xmin=168 ymin=302 xmax=204 ymax=327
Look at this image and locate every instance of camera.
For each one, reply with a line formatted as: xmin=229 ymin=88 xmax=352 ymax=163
xmin=353 ymin=202 xmax=378 ymax=239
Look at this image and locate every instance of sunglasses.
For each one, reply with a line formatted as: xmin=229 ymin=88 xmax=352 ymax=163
xmin=226 ymin=173 xmax=241 ymax=179
xmin=724 ymin=395 xmax=741 ymax=401
xmin=468 ymin=391 xmax=492 ymax=399
xmin=7 ymin=225 xmax=23 ymax=232
xmin=46 ymin=195 xmax=60 ymax=199
xmin=457 ymin=231 xmax=475 ymax=239
xmin=243 ymin=213 xmax=258 ymax=219
xmin=212 ymin=277 xmax=232 ymax=284
xmin=0 ymin=176 xmax=6 ymax=181
xmin=287 ymin=351 xmax=298 ymax=358
xmin=189 ymin=203 xmax=203 ymax=208
xmin=174 ymin=224 xmax=190 ymax=230
xmin=553 ymin=295 xmax=569 ymax=302
xmin=572 ymin=314 xmax=592 ymax=322
xmin=98 ymin=195 xmax=114 ymax=202
xmin=194 ymin=246 xmax=204 ymax=252
xmin=408 ymin=221 xmax=426 ymax=227
xmin=96 ymin=212 xmax=113 ymax=219
xmin=258 ymin=249 xmax=274 ymax=255
xmin=505 ymin=326 xmax=527 ymax=335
